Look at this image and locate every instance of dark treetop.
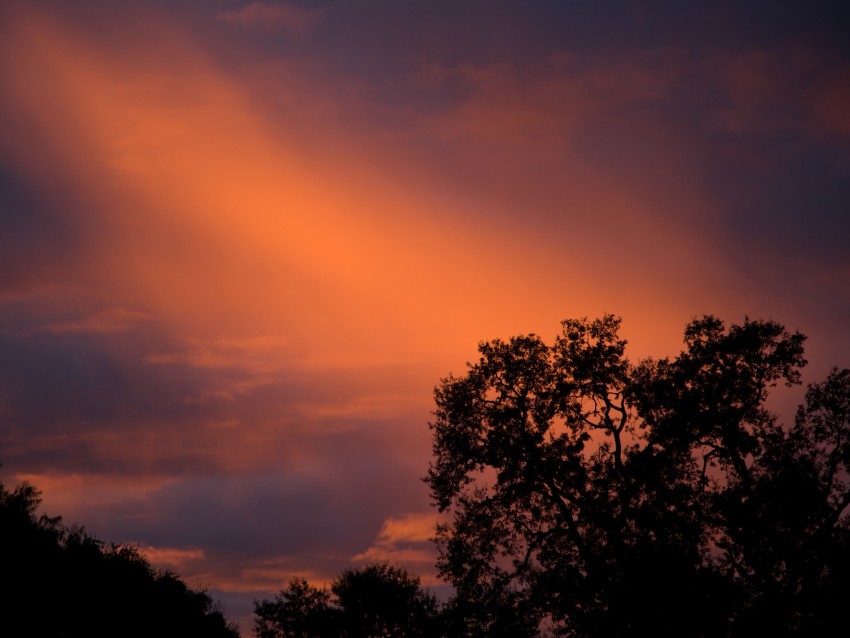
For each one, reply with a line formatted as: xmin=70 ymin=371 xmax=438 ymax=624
xmin=426 ymin=315 xmax=850 ymax=637
xmin=0 ymin=478 xmax=240 ymax=638
xmin=255 ymin=563 xmax=442 ymax=638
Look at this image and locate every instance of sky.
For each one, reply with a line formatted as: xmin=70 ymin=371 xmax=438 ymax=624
xmin=2 ymin=0 xmax=849 ymax=631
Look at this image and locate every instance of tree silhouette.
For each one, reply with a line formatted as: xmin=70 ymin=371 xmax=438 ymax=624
xmin=255 ymin=563 xmax=442 ymax=638
xmin=0 ymin=478 xmax=239 ymax=638
xmin=333 ymin=564 xmax=441 ymax=638
xmin=255 ymin=578 xmax=336 ymax=638
xmin=426 ymin=315 xmax=850 ymax=637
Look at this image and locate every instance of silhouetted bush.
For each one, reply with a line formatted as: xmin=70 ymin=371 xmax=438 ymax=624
xmin=0 ymin=478 xmax=239 ymax=638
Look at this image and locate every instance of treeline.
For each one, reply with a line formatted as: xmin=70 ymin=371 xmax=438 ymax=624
xmin=0 ymin=479 xmax=239 ymax=638
xmin=0 ymin=473 xmax=445 ymax=638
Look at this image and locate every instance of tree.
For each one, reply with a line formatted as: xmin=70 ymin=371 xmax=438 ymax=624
xmin=255 ymin=563 xmax=443 ymax=638
xmin=255 ymin=578 xmax=335 ymax=638
xmin=332 ymin=564 xmax=441 ymax=638
xmin=0 ymin=477 xmax=240 ymax=638
xmin=426 ymin=315 xmax=850 ymax=637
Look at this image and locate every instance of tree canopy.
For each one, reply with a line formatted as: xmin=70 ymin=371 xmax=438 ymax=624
xmin=426 ymin=315 xmax=850 ymax=637
xmin=255 ymin=563 xmax=442 ymax=638
xmin=0 ymin=478 xmax=239 ymax=638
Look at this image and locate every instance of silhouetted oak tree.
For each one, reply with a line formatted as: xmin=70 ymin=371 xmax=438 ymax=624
xmin=426 ymin=315 xmax=850 ymax=637
xmin=255 ymin=563 xmax=442 ymax=638
xmin=0 ymin=478 xmax=239 ymax=638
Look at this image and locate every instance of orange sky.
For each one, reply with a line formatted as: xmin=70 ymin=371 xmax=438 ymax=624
xmin=2 ymin=1 xmax=849 ymax=630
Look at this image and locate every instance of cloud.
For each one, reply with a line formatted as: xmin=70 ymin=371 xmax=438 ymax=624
xmin=413 ymin=53 xmax=680 ymax=149
xmin=352 ymin=512 xmax=442 ymax=583
xmin=185 ymin=375 xmax=285 ymax=404
xmin=370 ymin=512 xmax=440 ymax=545
xmin=217 ymin=2 xmax=328 ymax=34
xmin=216 ymin=557 xmax=335 ymax=593
xmin=32 ymin=307 xmax=151 ymax=334
xmin=814 ymin=79 xmax=850 ymax=137
xmin=138 ymin=544 xmax=207 ymax=574
xmin=706 ymin=45 xmax=850 ymax=141
xmin=11 ymin=472 xmax=177 ymax=519
xmin=145 ymin=335 xmax=290 ymax=372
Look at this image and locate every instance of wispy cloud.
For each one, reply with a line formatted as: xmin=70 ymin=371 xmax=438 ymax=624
xmin=12 ymin=472 xmax=176 ymax=515
xmin=220 ymin=557 xmax=332 ymax=592
xmin=146 ymin=335 xmax=290 ymax=372
xmin=186 ymin=375 xmax=285 ymax=404
xmin=217 ymin=2 xmax=328 ymax=34
xmin=138 ymin=544 xmax=206 ymax=573
xmin=352 ymin=513 xmax=441 ymax=582
xmin=708 ymin=45 xmax=850 ymax=140
xmin=32 ymin=307 xmax=150 ymax=335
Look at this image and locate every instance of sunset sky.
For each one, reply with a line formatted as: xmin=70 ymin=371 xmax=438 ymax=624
xmin=2 ymin=0 xmax=849 ymax=630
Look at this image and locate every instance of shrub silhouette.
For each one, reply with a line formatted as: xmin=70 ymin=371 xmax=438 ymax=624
xmin=0 ymin=478 xmax=239 ymax=638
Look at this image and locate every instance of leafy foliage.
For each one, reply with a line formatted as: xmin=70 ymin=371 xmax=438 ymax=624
xmin=255 ymin=563 xmax=442 ymax=638
xmin=255 ymin=577 xmax=335 ymax=638
xmin=0 ymin=479 xmax=239 ymax=638
xmin=426 ymin=315 xmax=850 ymax=636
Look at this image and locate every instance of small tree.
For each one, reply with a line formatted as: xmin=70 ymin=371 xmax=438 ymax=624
xmin=255 ymin=564 xmax=442 ymax=638
xmin=333 ymin=564 xmax=441 ymax=638
xmin=426 ymin=315 xmax=850 ymax=637
xmin=255 ymin=578 xmax=335 ymax=638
